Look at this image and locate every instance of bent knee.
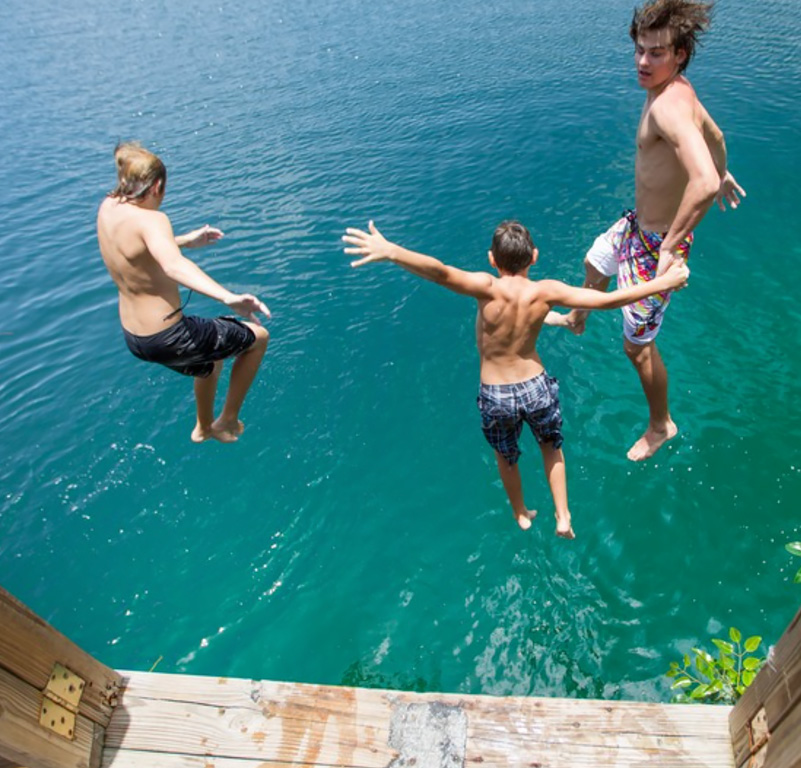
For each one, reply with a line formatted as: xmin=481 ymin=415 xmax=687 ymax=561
xmin=250 ymin=324 xmax=269 ymax=344
xmin=244 ymin=323 xmax=269 ymax=352
xmin=624 ymin=338 xmax=652 ymax=363
xmin=582 ymin=259 xmax=612 ymax=289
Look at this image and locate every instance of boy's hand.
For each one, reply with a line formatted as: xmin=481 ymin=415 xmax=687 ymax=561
xmin=660 ymin=260 xmax=690 ymax=291
xmin=342 ymin=221 xmax=395 ymax=266
xmin=225 ymin=293 xmax=271 ymax=324
xmin=716 ymin=171 xmax=746 ymax=211
xmin=177 ymin=224 xmax=225 ymax=249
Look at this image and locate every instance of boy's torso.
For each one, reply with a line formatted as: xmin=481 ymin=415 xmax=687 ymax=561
xmin=97 ymin=198 xmax=182 ymax=336
xmin=635 ymin=76 xmax=705 ymax=232
xmin=476 ymin=276 xmax=549 ymax=386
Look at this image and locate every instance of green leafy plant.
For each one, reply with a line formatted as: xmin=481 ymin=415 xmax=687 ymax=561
xmin=666 ymin=627 xmax=764 ymax=704
xmin=786 ymin=541 xmax=801 ymax=584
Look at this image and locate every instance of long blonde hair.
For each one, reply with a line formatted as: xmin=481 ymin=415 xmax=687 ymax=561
xmin=109 ymin=142 xmax=167 ymax=202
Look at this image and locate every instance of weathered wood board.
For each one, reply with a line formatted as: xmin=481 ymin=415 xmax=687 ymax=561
xmin=0 ymin=587 xmax=121 ymax=727
xmin=102 ymin=670 xmax=735 ymax=768
xmin=729 ymin=605 xmax=801 ymax=768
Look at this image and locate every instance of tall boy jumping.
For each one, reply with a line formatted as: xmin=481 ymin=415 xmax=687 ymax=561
xmin=343 ymin=220 xmax=689 ymax=536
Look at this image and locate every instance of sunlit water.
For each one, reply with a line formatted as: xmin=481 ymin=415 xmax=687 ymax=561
xmin=1 ymin=0 xmax=799 ymax=700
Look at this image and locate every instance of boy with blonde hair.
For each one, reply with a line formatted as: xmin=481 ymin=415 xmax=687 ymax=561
xmin=98 ymin=143 xmax=270 ymax=443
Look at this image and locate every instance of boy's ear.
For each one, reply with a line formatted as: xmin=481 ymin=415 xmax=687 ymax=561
xmin=488 ymin=250 xmax=497 ymax=269
xmin=531 ymin=247 xmax=539 ymax=265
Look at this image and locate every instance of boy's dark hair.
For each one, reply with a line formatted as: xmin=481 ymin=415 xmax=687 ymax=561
xmin=630 ymin=0 xmax=713 ymax=73
xmin=491 ymin=221 xmax=535 ymax=274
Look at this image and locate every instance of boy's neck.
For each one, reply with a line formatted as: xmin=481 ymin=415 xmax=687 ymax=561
xmin=496 ymin=268 xmax=530 ymax=279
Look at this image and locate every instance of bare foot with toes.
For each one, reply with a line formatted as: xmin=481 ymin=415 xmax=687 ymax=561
xmin=627 ymin=420 xmax=677 ymax=461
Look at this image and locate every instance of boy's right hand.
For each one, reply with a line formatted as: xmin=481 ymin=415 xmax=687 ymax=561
xmin=661 ymin=260 xmax=690 ymax=291
xmin=342 ymin=221 xmax=395 ymax=266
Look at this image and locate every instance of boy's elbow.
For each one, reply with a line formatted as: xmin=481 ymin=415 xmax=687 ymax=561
xmin=697 ymin=173 xmax=720 ymax=204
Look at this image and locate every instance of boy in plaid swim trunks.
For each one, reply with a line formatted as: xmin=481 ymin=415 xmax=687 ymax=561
xmin=343 ymin=220 xmax=688 ymax=536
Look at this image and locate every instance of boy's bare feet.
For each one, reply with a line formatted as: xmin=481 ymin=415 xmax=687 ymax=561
xmin=544 ymin=310 xmax=586 ymax=336
xmin=555 ymin=511 xmax=574 ymax=539
xmin=514 ymin=509 xmax=537 ymax=531
xmin=191 ymin=422 xmax=240 ymax=443
xmin=627 ymin=419 xmax=678 ymax=461
xmin=209 ymin=417 xmax=244 ymax=443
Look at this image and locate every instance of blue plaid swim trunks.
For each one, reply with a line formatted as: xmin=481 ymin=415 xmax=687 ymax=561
xmin=477 ymin=372 xmax=563 ymax=465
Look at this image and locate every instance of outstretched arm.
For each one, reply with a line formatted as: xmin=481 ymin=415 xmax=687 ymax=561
xmin=343 ymin=221 xmax=494 ymax=299
xmin=541 ymin=260 xmax=689 ymax=310
xmin=143 ymin=212 xmax=270 ymax=322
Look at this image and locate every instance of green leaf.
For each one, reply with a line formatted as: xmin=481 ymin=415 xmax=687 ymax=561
xmin=744 ymin=636 xmax=762 ymax=652
xmin=785 ymin=541 xmax=801 ymax=557
xmin=669 ymin=661 xmax=680 ymax=671
xmin=794 ymin=567 xmax=801 ymax=584
xmin=666 ymin=669 xmax=677 ymax=678
xmin=720 ymin=655 xmax=735 ymax=670
xmin=729 ymin=627 xmax=742 ymax=643
xmin=690 ymin=684 xmax=709 ymax=700
xmin=743 ymin=657 xmax=761 ymax=671
xmin=695 ymin=655 xmax=711 ymax=677
xmin=683 ymin=654 xmax=691 ymax=667
xmin=712 ymin=639 xmax=734 ymax=654
xmin=742 ymin=670 xmax=756 ymax=687
xmin=671 ymin=677 xmax=692 ymax=689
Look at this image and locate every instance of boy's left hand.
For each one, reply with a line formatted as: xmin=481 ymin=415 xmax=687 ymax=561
xmin=342 ymin=221 xmax=394 ymax=266
xmin=179 ymin=224 xmax=225 ymax=249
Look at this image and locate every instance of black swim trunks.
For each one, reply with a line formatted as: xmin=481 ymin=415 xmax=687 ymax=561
xmin=123 ymin=315 xmax=256 ymax=378
xmin=477 ymin=372 xmax=563 ymax=465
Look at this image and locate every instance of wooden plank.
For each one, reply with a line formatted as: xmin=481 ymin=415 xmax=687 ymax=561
xmin=730 ymin=606 xmax=801 ymax=766
xmin=0 ymin=588 xmax=122 ymax=728
xmin=758 ymin=694 xmax=801 ymax=768
xmin=0 ymin=665 xmax=97 ymax=768
xmin=105 ymin=691 xmax=395 ymax=767
xmin=106 ymin=672 xmax=736 ymax=768
xmin=125 ymin=670 xmax=733 ymax=739
xmin=118 ymin=672 xmax=256 ymax=708
xmin=102 ymin=752 xmax=309 ymax=768
xmin=464 ymin=695 xmax=733 ymax=768
xmin=464 ymin=695 xmax=734 ymax=739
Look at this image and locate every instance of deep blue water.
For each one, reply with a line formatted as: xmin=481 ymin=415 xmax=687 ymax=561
xmin=1 ymin=0 xmax=799 ymax=700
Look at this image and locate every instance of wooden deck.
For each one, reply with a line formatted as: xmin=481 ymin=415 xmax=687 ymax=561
xmin=102 ymin=670 xmax=735 ymax=768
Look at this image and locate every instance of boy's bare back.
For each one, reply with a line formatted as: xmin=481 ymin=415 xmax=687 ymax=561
xmin=97 ymin=197 xmax=185 ymax=336
xmin=476 ymin=274 xmax=551 ymax=386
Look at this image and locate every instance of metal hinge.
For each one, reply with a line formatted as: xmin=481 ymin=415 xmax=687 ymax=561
xmin=39 ymin=663 xmax=85 ymax=740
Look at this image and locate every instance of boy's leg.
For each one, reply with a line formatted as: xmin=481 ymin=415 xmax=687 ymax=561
xmin=539 ymin=442 xmax=574 ymax=539
xmin=624 ymin=338 xmax=677 ymax=461
xmin=493 ymin=452 xmax=537 ymax=531
xmin=545 ymin=220 xmax=625 ymax=335
xmin=213 ymin=323 xmax=269 ymax=439
xmin=544 ymin=260 xmax=611 ymax=335
xmin=191 ymin=361 xmax=226 ymax=443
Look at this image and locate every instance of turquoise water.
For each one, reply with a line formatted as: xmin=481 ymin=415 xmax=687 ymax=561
xmin=1 ymin=0 xmax=800 ymax=701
